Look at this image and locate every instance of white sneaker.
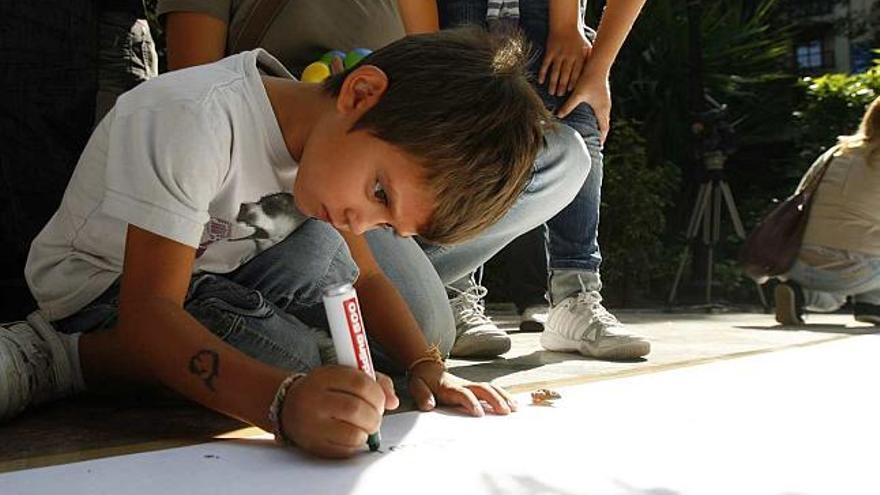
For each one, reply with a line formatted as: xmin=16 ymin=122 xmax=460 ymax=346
xmin=519 ymin=304 xmax=548 ymax=333
xmin=448 ymin=284 xmax=511 ymax=358
xmin=540 ymin=292 xmax=650 ymax=360
xmin=0 ymin=311 xmax=77 ymax=421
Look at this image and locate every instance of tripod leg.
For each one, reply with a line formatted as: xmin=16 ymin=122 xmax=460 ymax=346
xmin=713 ymin=182 xmax=723 ymax=244
xmin=719 ymin=181 xmax=747 ymax=238
xmin=705 ymin=184 xmax=724 ymax=304
xmin=718 ymin=181 xmax=768 ymax=308
xmin=687 ymin=183 xmax=711 ymax=238
xmin=755 ymin=280 xmax=770 ymax=311
xmin=701 ymin=183 xmax=713 ymax=245
xmin=669 ymin=245 xmax=691 ymax=305
xmin=668 ymin=183 xmax=710 ymax=305
xmin=706 ymin=246 xmax=715 ymax=304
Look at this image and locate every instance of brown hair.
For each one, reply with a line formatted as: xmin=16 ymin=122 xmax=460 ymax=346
xmin=323 ymin=28 xmax=551 ymax=244
xmin=839 ymin=95 xmax=880 ymax=159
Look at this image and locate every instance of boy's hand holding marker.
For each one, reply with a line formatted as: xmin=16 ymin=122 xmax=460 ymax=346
xmin=281 ymin=366 xmax=398 ymax=459
xmin=273 ymin=309 xmax=516 ymax=459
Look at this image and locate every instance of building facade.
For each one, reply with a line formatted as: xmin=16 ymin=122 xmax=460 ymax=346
xmin=787 ymin=0 xmax=879 ymax=74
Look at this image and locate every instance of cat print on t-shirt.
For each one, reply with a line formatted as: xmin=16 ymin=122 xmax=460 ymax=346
xmin=197 ymin=192 xmax=307 ymax=258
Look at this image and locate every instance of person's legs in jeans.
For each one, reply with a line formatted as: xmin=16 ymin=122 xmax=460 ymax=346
xmin=536 ymin=108 xmax=649 ymax=359
xmin=519 ymin=7 xmax=649 ymax=359
xmin=436 ymin=0 xmax=586 ymax=357
xmin=776 ymin=245 xmax=880 ymax=325
xmin=363 ymin=228 xmax=457 ymax=371
xmin=433 ymin=0 xmax=506 ymax=357
xmin=437 ymin=0 xmax=649 ymax=359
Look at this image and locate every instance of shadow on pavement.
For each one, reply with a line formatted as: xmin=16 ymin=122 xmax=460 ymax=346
xmin=735 ymin=324 xmax=880 ymax=335
xmin=449 ymin=350 xmax=647 ymax=383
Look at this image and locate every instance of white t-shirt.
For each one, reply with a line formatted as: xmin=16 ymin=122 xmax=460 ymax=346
xmin=26 ymin=49 xmax=308 ymax=321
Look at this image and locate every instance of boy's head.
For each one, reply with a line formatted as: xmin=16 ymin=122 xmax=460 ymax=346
xmin=293 ymin=28 xmax=550 ymax=244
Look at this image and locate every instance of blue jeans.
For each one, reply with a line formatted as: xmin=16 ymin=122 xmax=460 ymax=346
xmin=785 ymin=245 xmax=880 ymax=312
xmin=55 ymin=126 xmax=589 ymax=374
xmin=55 ymin=220 xmax=357 ymax=373
xmin=440 ymin=0 xmax=605 ymax=303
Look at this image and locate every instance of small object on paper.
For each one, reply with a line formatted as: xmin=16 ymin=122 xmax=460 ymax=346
xmin=530 ymin=388 xmax=561 ymax=406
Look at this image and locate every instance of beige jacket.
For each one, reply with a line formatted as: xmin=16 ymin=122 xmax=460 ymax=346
xmin=802 ymin=146 xmax=880 ymax=256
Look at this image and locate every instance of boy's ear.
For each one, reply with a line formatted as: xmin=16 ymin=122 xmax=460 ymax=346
xmin=336 ymin=65 xmax=388 ymax=117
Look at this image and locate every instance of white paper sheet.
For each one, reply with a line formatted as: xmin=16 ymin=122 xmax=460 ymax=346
xmin=3 ymin=335 xmax=878 ymax=495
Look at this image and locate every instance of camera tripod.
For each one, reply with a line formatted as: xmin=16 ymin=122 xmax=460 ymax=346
xmin=667 ymin=151 xmax=768 ymax=308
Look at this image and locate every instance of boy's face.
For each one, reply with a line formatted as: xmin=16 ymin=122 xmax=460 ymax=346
xmin=293 ymin=67 xmax=434 ymax=237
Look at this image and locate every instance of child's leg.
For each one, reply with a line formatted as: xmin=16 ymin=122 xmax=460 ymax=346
xmin=223 ymin=220 xmax=359 ymax=322
xmin=544 ymin=105 xmax=603 ymax=303
xmin=515 ymin=0 xmax=604 ymax=303
xmin=363 ymin=229 xmax=456 ymax=370
xmin=59 ymin=220 xmax=359 ymax=382
xmin=438 ymin=0 xmax=602 ymax=297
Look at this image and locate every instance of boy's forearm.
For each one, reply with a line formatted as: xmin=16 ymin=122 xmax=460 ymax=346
xmin=355 ymin=272 xmax=433 ymax=369
xmin=397 ymin=0 xmax=440 ymax=34
xmin=585 ymin=0 xmax=647 ymax=75
xmin=106 ymin=299 xmax=287 ymax=432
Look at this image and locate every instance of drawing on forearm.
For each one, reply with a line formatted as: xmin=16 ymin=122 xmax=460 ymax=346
xmin=189 ymin=349 xmax=220 ymax=391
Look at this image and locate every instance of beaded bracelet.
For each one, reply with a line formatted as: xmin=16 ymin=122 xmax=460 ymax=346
xmin=268 ymin=373 xmax=305 ymax=446
xmin=406 ymin=344 xmax=446 ymax=375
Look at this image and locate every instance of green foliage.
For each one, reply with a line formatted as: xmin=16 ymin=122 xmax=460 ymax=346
xmin=600 ymin=120 xmax=681 ymax=305
xmin=586 ymin=0 xmax=797 ymax=304
xmin=795 ymin=58 xmax=880 ymax=159
xmin=605 ymin=0 xmax=794 ymax=172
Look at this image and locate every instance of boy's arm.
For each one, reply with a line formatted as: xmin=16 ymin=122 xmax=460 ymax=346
xmin=396 ymin=0 xmax=440 ymax=34
xmin=340 ymin=231 xmax=516 ymax=416
xmin=164 ymin=12 xmax=228 ymax=70
xmin=101 ymin=225 xmax=396 ymax=458
xmin=557 ymin=0 xmax=648 ymax=141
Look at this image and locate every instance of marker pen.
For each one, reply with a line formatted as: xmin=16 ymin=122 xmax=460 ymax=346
xmin=322 ymin=282 xmax=381 ymax=451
